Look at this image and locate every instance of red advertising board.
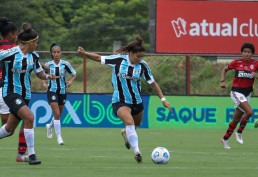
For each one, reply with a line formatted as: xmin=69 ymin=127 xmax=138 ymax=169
xmin=156 ymin=0 xmax=258 ymax=54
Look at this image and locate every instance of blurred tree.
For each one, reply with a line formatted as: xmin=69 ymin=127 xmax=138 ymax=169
xmin=68 ymin=0 xmax=149 ymax=51
xmin=0 ymin=0 xmax=149 ymax=52
xmin=0 ymin=0 xmax=73 ymax=50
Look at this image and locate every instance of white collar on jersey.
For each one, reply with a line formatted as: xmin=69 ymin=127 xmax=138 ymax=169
xmin=52 ymin=59 xmax=62 ymax=66
xmin=17 ymin=46 xmax=28 ymax=58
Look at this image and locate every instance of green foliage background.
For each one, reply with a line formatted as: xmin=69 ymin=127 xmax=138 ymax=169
xmin=0 ymin=0 xmax=149 ymax=51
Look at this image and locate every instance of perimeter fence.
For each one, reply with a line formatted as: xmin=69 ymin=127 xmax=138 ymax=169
xmin=32 ymin=51 xmax=258 ymax=96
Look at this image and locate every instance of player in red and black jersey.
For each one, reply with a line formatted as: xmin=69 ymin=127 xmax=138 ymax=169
xmin=220 ymin=42 xmax=257 ymax=149
xmin=0 ymin=17 xmax=28 ymax=162
xmin=0 ymin=18 xmax=16 ymax=87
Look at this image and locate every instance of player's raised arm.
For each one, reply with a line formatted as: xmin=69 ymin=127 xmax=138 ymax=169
xmin=77 ymin=46 xmax=101 ymax=62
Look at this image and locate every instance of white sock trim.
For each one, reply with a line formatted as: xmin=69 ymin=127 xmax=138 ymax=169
xmin=54 ymin=120 xmax=62 ymax=138
xmin=24 ymin=128 xmax=35 ymax=155
xmin=0 ymin=124 xmax=11 ymax=138
xmin=126 ymin=125 xmax=140 ymax=154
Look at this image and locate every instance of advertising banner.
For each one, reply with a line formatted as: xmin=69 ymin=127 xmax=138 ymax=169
xmin=30 ymin=93 xmax=150 ymax=128
xmin=149 ymin=96 xmax=258 ymax=129
xmin=29 ymin=93 xmax=258 ymax=129
xmin=156 ymin=0 xmax=258 ymax=54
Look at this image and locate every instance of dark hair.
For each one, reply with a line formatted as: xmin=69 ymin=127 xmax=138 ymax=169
xmin=241 ymin=43 xmax=255 ymax=54
xmin=50 ymin=42 xmax=61 ymax=52
xmin=50 ymin=42 xmax=61 ymax=59
xmin=18 ymin=23 xmax=38 ymax=43
xmin=115 ymin=35 xmax=145 ymax=54
xmin=0 ymin=17 xmax=17 ymax=38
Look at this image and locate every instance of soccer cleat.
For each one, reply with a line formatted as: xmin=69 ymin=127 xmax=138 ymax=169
xmin=46 ymin=124 xmax=52 ymax=139
xmin=121 ymin=129 xmax=130 ymax=149
xmin=220 ymin=138 xmax=230 ymax=149
xmin=254 ymin=119 xmax=258 ymax=128
xmin=57 ymin=137 xmax=64 ymax=145
xmin=16 ymin=153 xmax=29 ymax=162
xmin=134 ymin=153 xmax=143 ymax=163
xmin=28 ymin=154 xmax=41 ymax=165
xmin=235 ymin=132 xmax=244 ymax=144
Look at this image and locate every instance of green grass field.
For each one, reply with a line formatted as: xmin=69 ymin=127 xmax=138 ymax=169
xmin=1 ymin=128 xmax=258 ymax=177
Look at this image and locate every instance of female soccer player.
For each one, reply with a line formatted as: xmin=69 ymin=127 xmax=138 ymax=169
xmin=0 ymin=23 xmax=55 ymax=165
xmin=0 ymin=17 xmax=28 ymax=162
xmin=77 ymin=35 xmax=172 ymax=163
xmin=44 ymin=43 xmax=76 ymax=145
xmin=220 ymin=42 xmax=257 ymax=149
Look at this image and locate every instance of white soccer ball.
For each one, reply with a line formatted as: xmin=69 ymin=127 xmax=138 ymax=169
xmin=151 ymin=147 xmax=170 ymax=164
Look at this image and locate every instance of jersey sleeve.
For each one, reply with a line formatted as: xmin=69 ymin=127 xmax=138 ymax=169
xmin=0 ymin=47 xmax=18 ymax=61
xmin=141 ymin=61 xmax=155 ymax=84
xmin=65 ymin=61 xmax=76 ymax=75
xmin=228 ymin=59 xmax=237 ymax=70
xmin=32 ymin=53 xmax=44 ymax=73
xmin=100 ymin=54 xmax=124 ymax=66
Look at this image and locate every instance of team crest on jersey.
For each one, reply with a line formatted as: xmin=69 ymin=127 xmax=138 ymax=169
xmin=51 ymin=95 xmax=56 ymax=100
xmin=250 ymin=65 xmax=254 ymax=70
xmin=240 ymin=96 xmax=244 ymax=100
xmin=63 ymin=100 xmax=66 ymax=104
xmin=15 ymin=98 xmax=22 ymax=105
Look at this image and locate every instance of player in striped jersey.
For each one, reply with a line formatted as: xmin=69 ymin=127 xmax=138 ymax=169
xmin=78 ymin=35 xmax=172 ymax=163
xmin=0 ymin=23 xmax=55 ymax=165
xmin=44 ymin=43 xmax=76 ymax=145
xmin=220 ymin=43 xmax=258 ymax=149
xmin=0 ymin=17 xmax=29 ymax=162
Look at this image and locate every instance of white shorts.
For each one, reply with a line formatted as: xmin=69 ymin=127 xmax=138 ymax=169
xmin=230 ymin=91 xmax=251 ymax=112
xmin=0 ymin=87 xmax=9 ymax=114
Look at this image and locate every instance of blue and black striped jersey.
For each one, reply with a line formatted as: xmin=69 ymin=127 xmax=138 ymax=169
xmin=45 ymin=59 xmax=76 ymax=94
xmin=0 ymin=46 xmax=43 ymax=99
xmin=101 ymin=54 xmax=154 ymax=104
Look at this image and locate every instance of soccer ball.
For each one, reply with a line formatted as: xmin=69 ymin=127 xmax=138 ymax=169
xmin=151 ymin=147 xmax=170 ymax=164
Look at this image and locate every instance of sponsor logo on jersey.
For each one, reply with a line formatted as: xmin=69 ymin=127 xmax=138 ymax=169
xmin=11 ymin=69 xmax=30 ymax=73
xmin=237 ymin=71 xmax=254 ymax=79
xmin=117 ymin=73 xmax=140 ymax=81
